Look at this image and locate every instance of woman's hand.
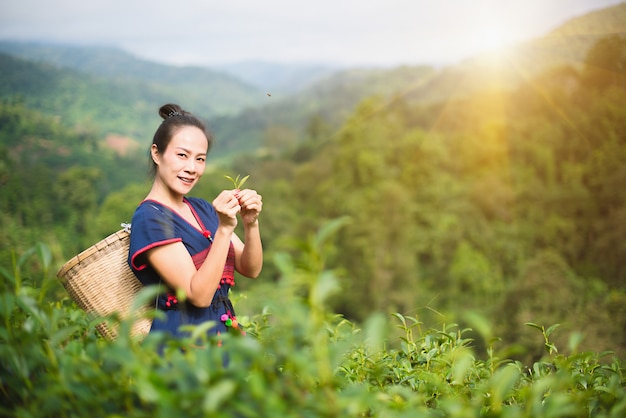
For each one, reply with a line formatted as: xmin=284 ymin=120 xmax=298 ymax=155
xmin=212 ymin=190 xmax=241 ymax=230
xmin=236 ymin=188 xmax=262 ymax=226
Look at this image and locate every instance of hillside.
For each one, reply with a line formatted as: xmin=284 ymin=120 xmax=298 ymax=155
xmin=0 ymin=43 xmax=436 ymax=158
xmin=403 ymin=2 xmax=626 ymax=104
xmin=0 ymin=2 xmax=623 ymax=159
xmin=209 ymin=65 xmax=436 ymax=156
xmin=0 ymin=46 xmax=266 ymax=157
xmin=214 ymin=60 xmax=338 ymax=93
xmin=210 ymin=2 xmax=626 ymax=157
xmin=0 ymin=41 xmax=263 ymax=117
xmin=0 ymin=52 xmax=159 ymax=140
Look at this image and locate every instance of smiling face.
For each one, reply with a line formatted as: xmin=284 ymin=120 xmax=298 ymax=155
xmin=151 ymin=125 xmax=208 ymax=199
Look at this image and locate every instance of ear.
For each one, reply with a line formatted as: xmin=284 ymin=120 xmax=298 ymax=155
xmin=150 ymin=144 xmax=160 ymax=166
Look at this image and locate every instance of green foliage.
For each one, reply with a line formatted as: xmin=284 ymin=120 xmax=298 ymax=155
xmin=1 ymin=232 xmax=624 ymax=417
xmin=250 ymin=35 xmax=626 ymax=358
xmin=1 ymin=33 xmax=625 ymax=392
xmin=0 ymin=43 xmax=264 ymax=141
xmin=92 ymin=182 xmax=151 ymax=239
xmin=0 ymin=102 xmax=147 ymax=266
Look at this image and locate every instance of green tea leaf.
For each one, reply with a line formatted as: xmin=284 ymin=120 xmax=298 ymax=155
xmin=224 ymin=174 xmax=250 ymax=189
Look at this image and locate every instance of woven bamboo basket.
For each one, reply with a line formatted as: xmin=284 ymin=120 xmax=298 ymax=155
xmin=56 ymin=229 xmax=152 ymax=340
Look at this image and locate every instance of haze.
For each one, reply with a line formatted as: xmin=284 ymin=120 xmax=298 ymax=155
xmin=0 ymin=0 xmax=623 ymax=67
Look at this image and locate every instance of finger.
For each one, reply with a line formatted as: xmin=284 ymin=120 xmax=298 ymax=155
xmin=213 ymin=191 xmax=234 ymax=206
xmin=239 ymin=193 xmax=261 ymax=207
xmin=237 ymin=189 xmax=259 ymax=200
xmin=241 ymin=202 xmax=260 ymax=213
xmin=243 ymin=200 xmax=262 ymax=210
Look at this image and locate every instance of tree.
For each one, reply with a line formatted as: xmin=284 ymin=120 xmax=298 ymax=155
xmin=54 ymin=166 xmax=101 ymax=239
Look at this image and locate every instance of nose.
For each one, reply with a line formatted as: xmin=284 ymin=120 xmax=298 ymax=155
xmin=185 ymin=159 xmax=197 ymax=173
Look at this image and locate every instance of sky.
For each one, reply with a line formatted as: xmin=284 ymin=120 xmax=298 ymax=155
xmin=0 ymin=0 xmax=623 ymax=68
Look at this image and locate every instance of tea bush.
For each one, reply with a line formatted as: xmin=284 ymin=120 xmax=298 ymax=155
xmin=1 ymin=231 xmax=624 ymax=417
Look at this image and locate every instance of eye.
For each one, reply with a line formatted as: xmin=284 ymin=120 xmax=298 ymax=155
xmin=197 ymin=157 xmax=206 ymax=163
xmin=178 ymin=153 xmax=187 ymax=158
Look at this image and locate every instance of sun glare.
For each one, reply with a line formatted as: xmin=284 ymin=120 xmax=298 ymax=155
xmin=466 ymin=6 xmax=527 ymax=57
xmin=469 ymin=23 xmax=514 ymax=54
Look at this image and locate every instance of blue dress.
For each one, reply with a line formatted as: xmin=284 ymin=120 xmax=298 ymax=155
xmin=127 ymin=197 xmax=238 ymax=340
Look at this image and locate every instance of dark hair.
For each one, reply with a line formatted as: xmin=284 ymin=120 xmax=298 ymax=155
xmin=149 ymin=103 xmax=213 ymax=176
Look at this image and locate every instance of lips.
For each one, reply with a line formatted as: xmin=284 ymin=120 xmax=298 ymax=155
xmin=179 ymin=176 xmax=195 ymax=185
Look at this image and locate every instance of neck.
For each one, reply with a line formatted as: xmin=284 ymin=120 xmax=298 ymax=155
xmin=146 ymin=182 xmax=186 ymax=210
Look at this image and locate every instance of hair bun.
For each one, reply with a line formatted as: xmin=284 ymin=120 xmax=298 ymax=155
xmin=159 ymin=103 xmax=184 ymax=120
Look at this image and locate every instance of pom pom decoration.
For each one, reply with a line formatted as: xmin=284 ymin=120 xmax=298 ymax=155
xmin=220 ymin=310 xmax=240 ymax=330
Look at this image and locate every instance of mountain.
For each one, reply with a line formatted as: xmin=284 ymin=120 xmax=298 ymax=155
xmin=211 ymin=3 xmax=626 ymax=156
xmin=0 ymin=41 xmax=264 ymax=117
xmin=0 ymin=52 xmax=159 ymax=140
xmin=0 ymin=42 xmax=435 ymax=158
xmin=213 ymin=61 xmax=338 ymax=94
xmin=0 ymin=42 xmax=270 ymax=156
xmin=0 ymin=2 xmax=623 ymax=159
xmin=209 ymin=65 xmax=436 ymax=156
xmin=402 ymin=2 xmax=626 ymax=104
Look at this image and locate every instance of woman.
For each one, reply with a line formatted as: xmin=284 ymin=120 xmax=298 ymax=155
xmin=127 ymin=103 xmax=263 ymax=342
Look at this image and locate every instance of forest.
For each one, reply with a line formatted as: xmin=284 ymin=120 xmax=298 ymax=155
xmin=1 ymin=11 xmax=625 ymax=417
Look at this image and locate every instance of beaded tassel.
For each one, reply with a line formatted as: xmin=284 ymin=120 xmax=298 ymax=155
xmin=165 ymin=294 xmax=178 ymax=307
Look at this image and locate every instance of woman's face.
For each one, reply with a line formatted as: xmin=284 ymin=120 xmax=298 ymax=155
xmin=152 ymin=126 xmax=208 ymax=197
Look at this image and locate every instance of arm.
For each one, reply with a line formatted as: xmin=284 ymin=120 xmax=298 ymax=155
xmin=145 ymin=191 xmax=241 ymax=307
